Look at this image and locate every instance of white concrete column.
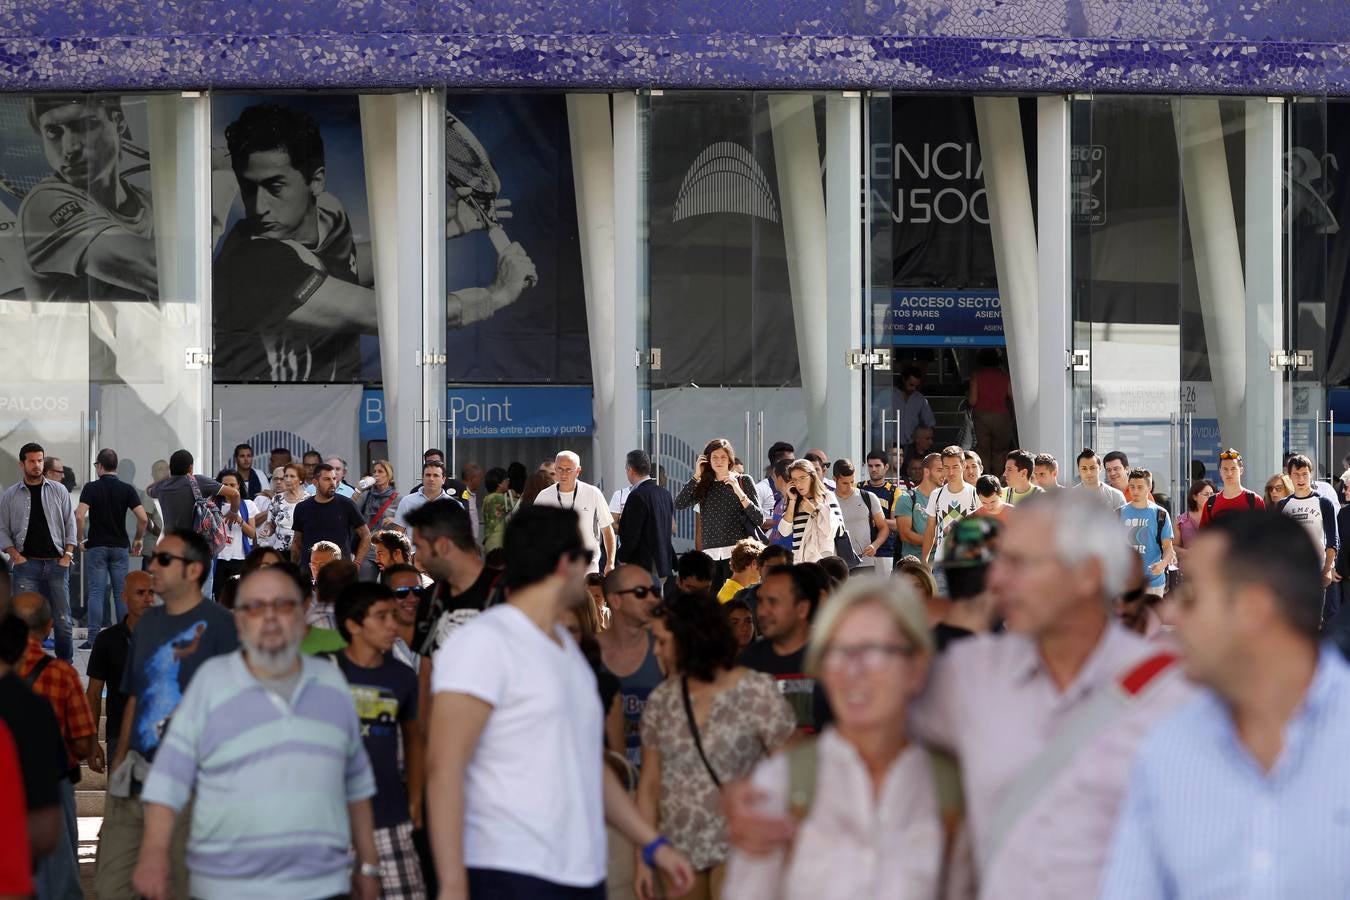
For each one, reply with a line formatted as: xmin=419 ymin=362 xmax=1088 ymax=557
xmin=1243 ymin=98 xmax=1284 ymax=482
xmin=768 ymin=95 xmax=829 ymax=450
xmin=568 ymin=94 xmax=619 ymax=494
xmin=607 ymin=92 xmax=642 ymax=497
xmin=1036 ymin=96 xmax=1072 ymax=464
xmin=825 ymin=93 xmax=863 ymax=464
xmin=974 ymin=97 xmax=1041 ymax=448
xmin=1174 ymin=98 xmax=1247 ymax=452
xmin=360 ymin=92 xmax=427 ymax=490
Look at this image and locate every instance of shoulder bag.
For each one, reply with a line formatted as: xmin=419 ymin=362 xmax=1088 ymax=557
xmin=680 ymin=676 xmax=722 ymax=788
xmin=189 ymin=476 xmax=229 ymax=557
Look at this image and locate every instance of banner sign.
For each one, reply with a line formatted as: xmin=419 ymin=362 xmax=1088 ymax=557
xmin=873 ymin=289 xmax=1004 ymax=347
xmin=218 ymin=384 xmax=363 ymax=476
xmin=361 ymin=386 xmax=594 ymax=442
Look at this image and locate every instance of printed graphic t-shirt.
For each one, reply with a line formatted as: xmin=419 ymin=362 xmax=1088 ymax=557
xmin=120 ymin=600 xmax=239 ymax=759
xmin=334 ymin=652 xmax=418 ymax=829
xmin=924 ymin=483 xmax=979 ymax=561
xmin=1119 ymin=502 xmax=1174 ymax=589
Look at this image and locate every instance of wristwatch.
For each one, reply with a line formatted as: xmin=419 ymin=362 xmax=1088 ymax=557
xmin=358 ymin=861 xmax=381 ymax=878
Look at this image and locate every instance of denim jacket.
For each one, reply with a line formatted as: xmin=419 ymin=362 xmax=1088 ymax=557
xmin=0 ymin=478 xmax=77 ymax=557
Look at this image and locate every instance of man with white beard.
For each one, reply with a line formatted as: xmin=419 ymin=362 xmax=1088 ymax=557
xmin=133 ymin=564 xmax=381 ymax=900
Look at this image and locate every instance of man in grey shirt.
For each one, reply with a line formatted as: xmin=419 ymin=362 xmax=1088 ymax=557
xmin=147 ymin=449 xmax=241 ymax=542
xmin=0 ymin=441 xmax=78 ymax=660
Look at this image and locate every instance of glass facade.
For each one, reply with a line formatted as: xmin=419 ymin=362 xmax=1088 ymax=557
xmin=3 ymin=88 xmax=1345 ymax=534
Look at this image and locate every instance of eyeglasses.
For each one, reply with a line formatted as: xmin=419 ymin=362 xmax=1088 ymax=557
xmin=614 ymin=584 xmax=660 ymax=600
xmin=820 ymin=642 xmax=916 ymax=672
xmin=236 ymin=597 xmax=302 ymax=617
xmin=1219 ymin=449 xmax=1242 ymax=461
xmin=150 ymin=552 xmax=194 ymax=567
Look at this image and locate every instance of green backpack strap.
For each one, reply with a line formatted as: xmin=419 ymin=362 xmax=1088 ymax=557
xmin=788 ymin=736 xmax=964 ymax=822
xmin=786 ymin=737 xmax=820 ymax=821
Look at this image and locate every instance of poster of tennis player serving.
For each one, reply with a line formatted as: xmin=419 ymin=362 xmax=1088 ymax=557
xmin=211 ymin=94 xmax=538 ymax=384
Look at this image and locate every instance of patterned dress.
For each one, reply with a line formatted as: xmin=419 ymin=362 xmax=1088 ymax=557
xmin=640 ymin=670 xmax=796 ymax=870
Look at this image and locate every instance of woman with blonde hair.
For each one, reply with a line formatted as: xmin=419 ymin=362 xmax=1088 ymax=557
xmin=1264 ymin=472 xmax=1294 ymax=507
xmin=777 ymin=459 xmax=845 ymax=564
xmin=724 ymin=577 xmax=942 ymax=899
xmin=352 ymin=458 xmax=398 ymax=579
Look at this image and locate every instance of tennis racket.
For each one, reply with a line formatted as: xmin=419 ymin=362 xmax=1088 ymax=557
xmin=444 ymin=110 xmax=536 ymax=287
xmin=0 ymin=96 xmax=150 ymax=201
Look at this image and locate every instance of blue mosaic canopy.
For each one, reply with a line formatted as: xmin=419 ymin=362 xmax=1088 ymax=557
xmin=0 ymin=0 xmax=1345 ymax=93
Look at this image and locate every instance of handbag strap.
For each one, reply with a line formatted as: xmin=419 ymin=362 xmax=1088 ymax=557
xmin=680 ymin=676 xmax=722 ymax=789
xmin=367 ymin=493 xmax=397 ymax=530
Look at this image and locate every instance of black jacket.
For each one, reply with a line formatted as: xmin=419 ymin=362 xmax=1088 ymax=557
xmin=616 ymin=478 xmax=676 ymax=577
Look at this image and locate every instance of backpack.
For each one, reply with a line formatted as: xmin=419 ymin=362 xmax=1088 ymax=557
xmin=786 ymin=735 xmax=962 ymax=824
xmin=188 ymin=475 xmax=229 ymax=557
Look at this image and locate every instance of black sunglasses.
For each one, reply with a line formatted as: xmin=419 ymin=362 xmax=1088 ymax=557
xmin=567 ymin=548 xmax=596 ymax=566
xmin=614 ymin=584 xmax=660 ymax=600
xmin=151 ymin=551 xmax=194 ymax=567
xmin=1120 ymin=586 xmax=1147 ymax=602
xmin=392 ymin=586 xmax=418 ymax=598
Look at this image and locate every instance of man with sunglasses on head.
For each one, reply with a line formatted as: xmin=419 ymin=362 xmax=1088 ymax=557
xmin=97 ymin=530 xmax=239 ymax=900
xmin=1197 ymin=448 xmax=1265 ymax=528
xmin=598 ymin=564 xmax=665 ymax=769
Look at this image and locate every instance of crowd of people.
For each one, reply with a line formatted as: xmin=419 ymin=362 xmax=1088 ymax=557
xmin=1 ymin=429 xmax=1349 ymax=899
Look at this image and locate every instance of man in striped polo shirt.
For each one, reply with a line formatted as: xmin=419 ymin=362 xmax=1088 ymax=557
xmin=132 ymin=564 xmax=380 ymax=900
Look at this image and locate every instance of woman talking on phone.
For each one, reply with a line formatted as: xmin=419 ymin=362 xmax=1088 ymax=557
xmin=779 ymin=459 xmax=846 ymax=564
xmin=676 ymin=439 xmax=766 ymax=589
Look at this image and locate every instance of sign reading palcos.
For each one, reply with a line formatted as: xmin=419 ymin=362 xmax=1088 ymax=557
xmin=361 ymin=387 xmax=594 ymax=442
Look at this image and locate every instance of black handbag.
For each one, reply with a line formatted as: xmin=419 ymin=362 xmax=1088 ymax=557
xmin=736 ymin=476 xmax=772 ymax=544
xmin=834 ymin=528 xmax=863 ymax=569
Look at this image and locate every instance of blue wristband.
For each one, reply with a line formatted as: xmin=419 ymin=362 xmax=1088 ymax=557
xmin=641 ymin=835 xmax=671 ymax=868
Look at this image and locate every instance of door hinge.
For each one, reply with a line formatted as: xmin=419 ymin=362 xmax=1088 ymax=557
xmin=637 ymin=348 xmax=662 ymax=370
xmin=417 ymin=350 xmax=447 ymax=366
xmin=1068 ymin=350 xmax=1090 ymax=372
xmin=845 ymin=348 xmax=891 ymax=371
xmin=184 ymin=348 xmax=212 ymax=369
xmin=1270 ymin=349 xmax=1314 ymax=372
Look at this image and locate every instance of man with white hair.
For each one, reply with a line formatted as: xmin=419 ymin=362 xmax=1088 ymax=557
xmin=725 ymin=490 xmax=1193 ymax=899
xmin=533 ymin=451 xmax=615 ymax=575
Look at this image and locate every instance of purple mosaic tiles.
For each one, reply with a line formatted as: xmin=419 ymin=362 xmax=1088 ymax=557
xmin=0 ymin=0 xmax=1344 ymax=93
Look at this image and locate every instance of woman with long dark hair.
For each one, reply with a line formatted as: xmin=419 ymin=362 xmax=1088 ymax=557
xmin=675 ymin=439 xmax=765 ymax=586
xmin=636 ymin=593 xmax=794 ymax=900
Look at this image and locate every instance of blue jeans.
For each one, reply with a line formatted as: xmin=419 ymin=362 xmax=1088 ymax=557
xmin=85 ymin=546 xmax=129 ymax=635
xmin=34 ymin=777 xmax=82 ymax=899
xmin=14 ymin=557 xmax=72 ymax=661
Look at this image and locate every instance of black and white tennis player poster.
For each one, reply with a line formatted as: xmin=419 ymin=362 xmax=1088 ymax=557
xmin=211 ymin=95 xmax=378 ymax=384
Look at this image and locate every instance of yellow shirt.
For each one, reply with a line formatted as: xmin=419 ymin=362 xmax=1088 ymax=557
xmin=717 ymin=578 xmax=746 ymax=603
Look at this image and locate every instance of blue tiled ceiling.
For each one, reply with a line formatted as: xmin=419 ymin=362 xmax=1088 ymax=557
xmin=0 ymin=0 xmax=1344 ymax=93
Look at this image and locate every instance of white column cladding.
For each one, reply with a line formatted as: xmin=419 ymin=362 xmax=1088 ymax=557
xmin=608 ymin=92 xmax=641 ymax=496
xmin=1243 ymin=98 xmax=1284 ymax=483
xmin=825 ymin=94 xmax=862 ymax=463
xmin=1036 ymin=96 xmax=1072 ymax=464
xmin=974 ymin=97 xmax=1041 ymax=450
xmin=768 ymin=95 xmax=829 ymax=451
xmin=1173 ymin=98 xmax=1247 ymax=453
xmin=360 ymin=93 xmax=426 ymax=492
xmin=568 ymin=94 xmax=619 ymax=494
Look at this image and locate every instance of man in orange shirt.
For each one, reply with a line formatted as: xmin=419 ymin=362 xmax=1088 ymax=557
xmin=13 ymin=591 xmax=94 ymax=899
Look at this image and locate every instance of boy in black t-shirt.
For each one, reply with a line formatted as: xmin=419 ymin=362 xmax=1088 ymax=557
xmin=334 ymin=582 xmax=424 ymax=900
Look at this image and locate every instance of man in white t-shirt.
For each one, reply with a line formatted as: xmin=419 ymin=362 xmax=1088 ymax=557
xmin=921 ymin=446 xmax=980 ymax=563
xmin=1074 ymin=448 xmax=1127 ymax=510
xmin=426 ymin=505 xmax=694 ymax=898
xmin=534 ymin=450 xmax=616 ymax=575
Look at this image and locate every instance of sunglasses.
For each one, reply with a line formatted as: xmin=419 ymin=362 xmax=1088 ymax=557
xmin=392 ymin=586 xmax=419 ymax=598
xmin=1120 ymin=586 xmax=1147 ymax=602
xmin=150 ymin=552 xmax=194 ymax=567
xmin=614 ymin=584 xmax=660 ymax=600
xmin=567 ymin=548 xmax=596 ymax=566
xmin=1219 ymin=449 xmax=1242 ymax=461
xmin=236 ymin=597 xmax=302 ymax=617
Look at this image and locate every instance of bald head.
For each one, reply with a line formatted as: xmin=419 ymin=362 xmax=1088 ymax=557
xmin=602 ymin=564 xmax=660 ymax=626
xmin=124 ymin=570 xmax=155 ymax=620
xmin=12 ymin=591 xmax=51 ymax=636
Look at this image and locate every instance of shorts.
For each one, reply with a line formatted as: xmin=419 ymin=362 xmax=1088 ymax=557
xmin=374 ymin=820 xmax=427 ymax=899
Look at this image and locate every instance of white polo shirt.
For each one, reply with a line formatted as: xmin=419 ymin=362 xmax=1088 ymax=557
xmin=533 ymin=480 xmax=613 ymax=573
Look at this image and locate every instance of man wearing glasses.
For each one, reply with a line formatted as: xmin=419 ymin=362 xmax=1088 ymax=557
xmin=97 ymin=530 xmax=239 ymax=900
xmin=599 ymin=564 xmax=665 ymax=768
xmin=1197 ymin=448 xmax=1265 ymax=527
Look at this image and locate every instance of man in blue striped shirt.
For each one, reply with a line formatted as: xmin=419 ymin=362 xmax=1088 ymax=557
xmin=1101 ymin=511 xmax=1350 ymax=898
xmin=132 ymin=564 xmax=380 ymax=900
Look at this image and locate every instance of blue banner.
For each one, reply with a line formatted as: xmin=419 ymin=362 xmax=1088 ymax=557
xmin=874 ymin=289 xmax=1005 ymax=347
xmin=362 ymin=387 xmax=593 ymax=442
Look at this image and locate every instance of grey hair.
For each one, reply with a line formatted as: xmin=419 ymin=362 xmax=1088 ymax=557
xmin=556 ymin=450 xmax=581 ymax=467
xmin=311 ymin=541 xmax=343 ymax=559
xmin=1021 ymin=489 xmax=1136 ymax=604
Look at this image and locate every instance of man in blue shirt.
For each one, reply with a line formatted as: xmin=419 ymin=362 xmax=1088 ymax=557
xmin=1101 ymin=511 xmax=1350 ymax=898
xmin=1119 ymin=468 xmax=1174 ymax=596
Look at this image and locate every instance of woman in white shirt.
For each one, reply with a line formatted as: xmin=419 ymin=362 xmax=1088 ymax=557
xmin=211 ymin=470 xmax=257 ymax=604
xmin=724 ymin=578 xmax=942 ymax=900
xmin=255 ymin=462 xmax=306 ymax=553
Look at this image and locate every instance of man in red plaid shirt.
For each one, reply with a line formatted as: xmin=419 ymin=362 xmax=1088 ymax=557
xmin=14 ymin=591 xmax=94 ymax=899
